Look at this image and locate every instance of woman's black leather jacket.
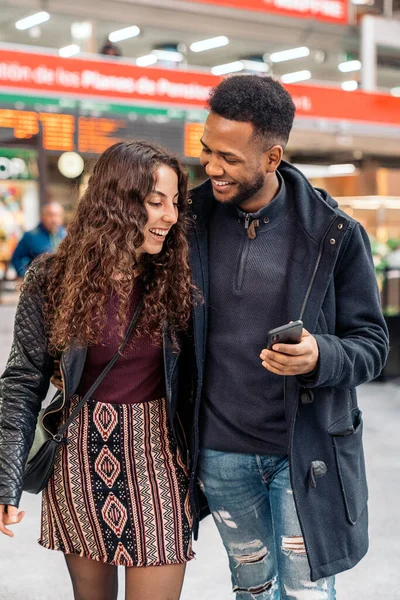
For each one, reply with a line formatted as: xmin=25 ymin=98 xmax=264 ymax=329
xmin=0 ymin=266 xmax=193 ymax=507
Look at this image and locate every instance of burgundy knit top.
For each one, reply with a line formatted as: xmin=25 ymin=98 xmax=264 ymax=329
xmin=77 ymin=281 xmax=166 ymax=404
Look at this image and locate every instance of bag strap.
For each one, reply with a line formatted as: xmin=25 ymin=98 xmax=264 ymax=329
xmin=54 ymin=298 xmax=144 ymax=441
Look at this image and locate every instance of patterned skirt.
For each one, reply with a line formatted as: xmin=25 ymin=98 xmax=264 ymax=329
xmin=39 ymin=395 xmax=194 ymax=567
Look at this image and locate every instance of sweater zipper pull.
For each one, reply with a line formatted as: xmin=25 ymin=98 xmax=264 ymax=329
xmin=247 ymin=219 xmax=259 ymax=240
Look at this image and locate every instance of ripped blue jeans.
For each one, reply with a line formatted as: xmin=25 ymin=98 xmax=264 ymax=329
xmin=198 ymin=450 xmax=336 ymax=600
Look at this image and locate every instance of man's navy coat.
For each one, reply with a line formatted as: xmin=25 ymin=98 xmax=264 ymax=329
xmin=187 ymin=161 xmax=389 ymax=581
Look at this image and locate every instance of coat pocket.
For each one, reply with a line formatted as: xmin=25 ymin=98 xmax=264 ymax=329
xmin=328 ymin=408 xmax=368 ymax=525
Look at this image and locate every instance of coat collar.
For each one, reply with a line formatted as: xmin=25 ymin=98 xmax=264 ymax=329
xmin=189 ymin=160 xmax=354 ymax=245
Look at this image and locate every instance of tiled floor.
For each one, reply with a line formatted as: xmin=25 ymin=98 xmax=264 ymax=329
xmin=0 ymin=306 xmax=399 ymax=599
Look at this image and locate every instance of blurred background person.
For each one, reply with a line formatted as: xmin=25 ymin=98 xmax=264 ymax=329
xmin=11 ymin=202 xmax=66 ymax=278
xmin=99 ymin=40 xmax=122 ymax=56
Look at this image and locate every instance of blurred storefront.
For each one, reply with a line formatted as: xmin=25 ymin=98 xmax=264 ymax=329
xmin=302 ymin=166 xmax=400 ymax=378
xmin=0 ymin=147 xmax=38 ymax=277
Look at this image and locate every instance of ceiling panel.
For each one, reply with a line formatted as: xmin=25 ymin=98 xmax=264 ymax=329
xmin=0 ymin=0 xmax=399 ymax=91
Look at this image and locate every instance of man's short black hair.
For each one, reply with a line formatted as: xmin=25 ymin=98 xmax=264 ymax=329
xmin=207 ymin=75 xmax=296 ymax=149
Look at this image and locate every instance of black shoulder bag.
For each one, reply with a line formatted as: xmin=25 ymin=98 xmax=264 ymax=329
xmin=23 ymin=299 xmax=143 ymax=495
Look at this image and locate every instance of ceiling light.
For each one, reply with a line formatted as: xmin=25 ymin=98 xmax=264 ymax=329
xmin=211 ymin=61 xmax=244 ymax=76
xmin=338 ymin=60 xmax=361 ymax=73
xmin=341 ymin=80 xmax=358 ymax=91
xmin=136 ymin=54 xmax=158 ymax=67
xmin=328 ymin=164 xmax=356 ymax=175
xmin=294 ymin=164 xmax=356 ymax=179
xmin=269 ymin=47 xmax=310 ymax=63
xmin=241 ymin=60 xmax=269 ymax=73
xmin=59 ymin=44 xmax=80 ymax=58
xmin=71 ymin=21 xmax=93 ymax=41
xmin=190 ymin=36 xmax=229 ymax=53
xmin=58 ymin=152 xmax=84 ymax=178
xmin=391 ymin=86 xmax=400 ymax=97
xmin=15 ymin=11 xmax=50 ymax=31
xmin=351 ymin=0 xmax=374 ymax=4
xmin=281 ymin=70 xmax=311 ymax=84
xmin=28 ymin=26 xmax=42 ymax=39
xmin=152 ymin=49 xmax=184 ymax=62
xmin=108 ymin=25 xmax=140 ymax=43
xmin=336 ymin=197 xmax=400 ymax=210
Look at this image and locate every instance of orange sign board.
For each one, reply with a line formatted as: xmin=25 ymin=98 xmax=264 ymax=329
xmin=78 ymin=116 xmax=126 ymax=154
xmin=1 ymin=48 xmax=400 ymax=128
xmin=0 ymin=108 xmax=76 ymax=151
xmin=0 ymin=109 xmax=38 ymax=139
xmin=187 ymin=0 xmax=348 ymax=25
xmin=0 ymin=48 xmax=215 ymax=108
xmin=184 ymin=123 xmax=205 ymax=158
xmin=287 ymin=84 xmax=400 ymax=126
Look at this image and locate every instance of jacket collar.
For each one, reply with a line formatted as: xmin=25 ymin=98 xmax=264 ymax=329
xmin=38 ymin=222 xmax=51 ymax=235
xmin=189 ymin=160 xmax=353 ymax=244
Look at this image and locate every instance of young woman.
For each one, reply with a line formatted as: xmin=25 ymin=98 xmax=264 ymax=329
xmin=0 ymin=141 xmax=195 ymax=600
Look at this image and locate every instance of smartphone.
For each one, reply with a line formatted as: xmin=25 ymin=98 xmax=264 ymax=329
xmin=266 ymin=320 xmax=303 ymax=350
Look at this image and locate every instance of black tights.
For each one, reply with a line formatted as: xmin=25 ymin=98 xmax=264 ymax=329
xmin=65 ymin=554 xmax=118 ymax=600
xmin=65 ymin=554 xmax=186 ymax=600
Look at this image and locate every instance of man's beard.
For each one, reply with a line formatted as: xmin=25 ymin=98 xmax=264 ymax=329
xmin=214 ymin=171 xmax=265 ymax=208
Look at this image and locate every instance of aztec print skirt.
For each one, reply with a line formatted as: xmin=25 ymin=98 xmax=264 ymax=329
xmin=39 ymin=395 xmax=194 ymax=567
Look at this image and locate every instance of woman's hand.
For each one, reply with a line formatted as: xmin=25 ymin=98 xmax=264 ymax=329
xmin=0 ymin=504 xmax=25 ymax=537
xmin=50 ymin=359 xmax=63 ymax=390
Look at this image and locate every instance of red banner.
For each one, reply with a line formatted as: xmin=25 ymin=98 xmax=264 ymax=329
xmin=1 ymin=48 xmax=400 ymax=127
xmin=187 ymin=0 xmax=348 ymax=25
xmin=287 ymin=84 xmax=400 ymax=126
xmin=0 ymin=48 xmax=215 ymax=108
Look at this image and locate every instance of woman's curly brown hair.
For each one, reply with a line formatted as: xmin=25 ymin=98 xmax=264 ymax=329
xmin=35 ymin=140 xmax=194 ymax=353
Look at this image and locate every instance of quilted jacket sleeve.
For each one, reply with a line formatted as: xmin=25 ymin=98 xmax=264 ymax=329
xmin=0 ymin=266 xmax=53 ymax=506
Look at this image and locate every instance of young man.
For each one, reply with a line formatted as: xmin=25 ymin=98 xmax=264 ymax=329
xmin=188 ymin=75 xmax=388 ymax=599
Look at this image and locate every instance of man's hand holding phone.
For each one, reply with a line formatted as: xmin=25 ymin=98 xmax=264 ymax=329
xmin=260 ymin=322 xmax=319 ymax=377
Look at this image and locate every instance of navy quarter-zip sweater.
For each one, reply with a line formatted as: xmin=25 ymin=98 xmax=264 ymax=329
xmin=202 ymin=173 xmax=296 ymax=454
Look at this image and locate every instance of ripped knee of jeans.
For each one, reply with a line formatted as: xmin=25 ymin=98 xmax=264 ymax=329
xmin=281 ymin=535 xmax=307 ymax=556
xmin=229 ymin=539 xmax=270 ymax=566
xmin=233 ymin=578 xmax=277 ymax=597
xmin=212 ymin=509 xmax=239 ymax=529
xmin=284 ymin=579 xmax=330 ymax=600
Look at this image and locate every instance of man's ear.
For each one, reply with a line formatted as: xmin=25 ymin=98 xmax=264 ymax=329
xmin=262 ymin=145 xmax=283 ymax=173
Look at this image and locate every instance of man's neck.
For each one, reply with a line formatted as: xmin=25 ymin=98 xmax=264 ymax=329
xmin=239 ymin=172 xmax=280 ymax=214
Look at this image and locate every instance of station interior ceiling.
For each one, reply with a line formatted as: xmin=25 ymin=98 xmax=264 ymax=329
xmin=0 ymin=0 xmax=400 ymax=163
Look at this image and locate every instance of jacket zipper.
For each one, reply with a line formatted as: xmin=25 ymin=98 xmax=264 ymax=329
xmin=42 ymin=355 xmax=68 ymax=437
xmin=163 ymin=352 xmax=189 ymax=469
xmin=190 ymin=230 xmax=206 ymax=519
xmin=176 ymin=412 xmax=190 ymax=470
xmin=235 ymin=215 xmax=251 ymax=292
xmin=162 ymin=333 xmax=180 ymax=442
